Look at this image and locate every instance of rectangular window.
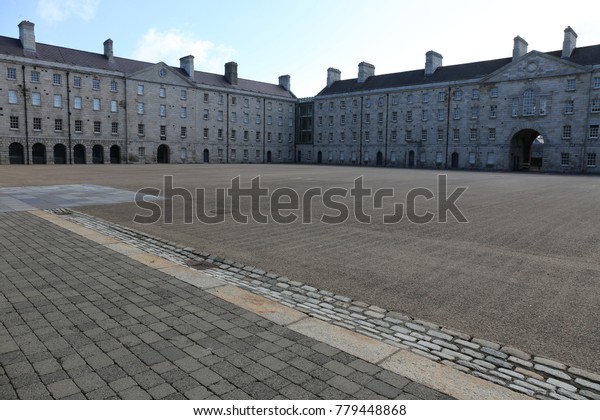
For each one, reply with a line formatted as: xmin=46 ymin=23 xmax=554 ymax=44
xmin=75 ymin=120 xmax=82 ymax=133
xmin=160 ymin=125 xmax=166 ymax=137
xmin=231 ymin=129 xmax=236 ymax=140
xmin=110 ymin=80 xmax=118 ymax=92
xmin=488 ymin=127 xmax=496 ymax=141
xmin=391 ymin=130 xmax=397 ymax=141
xmin=203 ymin=93 xmax=209 ymax=103
xmin=405 ymin=130 xmax=412 ymax=141
xmin=137 ymin=84 xmax=144 ymax=95
xmin=8 ymin=90 xmax=18 ymax=104
xmin=180 ymin=107 xmax=187 ymax=118
xmin=437 ymin=109 xmax=445 ymax=121
xmin=392 ymin=96 xmax=398 ymax=105
xmin=453 ymin=107 xmax=461 ymax=120
xmin=565 ymin=100 xmax=574 ymax=114
xmin=437 ymin=129 xmax=444 ymax=142
xmin=352 ymin=114 xmax=358 ymax=124
xmin=267 ymin=115 xmax=272 ymax=125
xmin=231 ymin=112 xmax=237 ymax=123
xmin=567 ymin=79 xmax=576 ymax=91
xmin=421 ymin=129 xmax=427 ymax=142
xmin=92 ymin=98 xmax=100 ymax=111
xmin=561 ymin=152 xmax=570 ymax=166
xmin=591 ymin=98 xmax=600 ymax=113
xmin=340 ymin=132 xmax=345 ymax=142
xmin=318 ymin=116 xmax=323 ymax=126
xmin=111 ymin=100 xmax=118 ymax=113
xmin=365 ymin=114 xmax=370 ymax=124
xmin=243 ymin=113 xmax=249 ymax=124
xmin=422 ymin=93 xmax=429 ymax=103
xmin=470 ymin=128 xmax=478 ymax=141
xmin=218 ymin=128 xmax=223 ymax=140
xmin=453 ymin=128 xmax=460 ymax=141
xmin=10 ymin=116 xmax=19 ymax=129
xmin=204 ymin=128 xmax=209 ymax=139
xmin=73 ymin=96 xmax=82 ymax=109
xmin=365 ymin=98 xmax=371 ymax=107
xmin=487 ymin=152 xmax=496 ymax=165
xmin=111 ymin=122 xmax=118 ymax=135
xmin=593 ymin=77 xmax=600 ymax=89
xmin=93 ymin=121 xmax=101 ymax=134
xmin=407 ymin=94 xmax=413 ymax=104
xmin=587 ymin=153 xmax=597 ymax=167
xmin=471 ymin=89 xmax=480 ymax=99
xmin=328 ymin=116 xmax=334 ymax=126
xmin=33 ymin=117 xmax=41 ymax=131
xmin=256 ymin=99 xmax=261 ymax=109
xmin=137 ymin=102 xmax=145 ymax=114
xmin=422 ymin=110 xmax=428 ymax=121
xmin=30 ymin=70 xmax=40 ymax=82
xmin=352 ymin=131 xmax=358 ymax=142
xmin=92 ymin=79 xmax=100 ymax=90
xmin=73 ymin=76 xmax=81 ymax=88
xmin=590 ymin=125 xmax=599 ymax=139
xmin=436 ymin=152 xmax=444 ymax=164
xmin=364 ymin=131 xmax=370 ymax=142
xmin=340 ymin=115 xmax=345 ymax=125
xmin=159 ymin=87 xmax=166 ymax=98
xmin=256 ymin=131 xmax=261 ymax=141
xmin=55 ymin=119 xmax=63 ymax=132
xmin=392 ymin=111 xmax=398 ymax=122
xmin=138 ymin=124 xmax=145 ymax=136
xmin=256 ymin=115 xmax=261 ymax=124
xmin=563 ymin=125 xmax=572 ymax=139
xmin=453 ymin=90 xmax=462 ymax=101
xmin=329 ymin=132 xmax=334 ymax=142
xmin=406 ymin=111 xmax=412 ymax=122
xmin=377 ymin=112 xmax=384 ymax=123
xmin=267 ymin=132 xmax=272 ymax=142
xmin=138 ymin=147 xmax=145 ymax=159
xmin=490 ymin=87 xmax=498 ymax=98
xmin=203 ymin=109 xmax=209 ymax=120
xmin=53 ymin=74 xmax=61 ymax=85
xmin=469 ymin=152 xmax=476 ymax=165
xmin=231 ymin=96 xmax=237 ymax=105
xmin=7 ymin=68 xmax=17 ymax=80
xmin=231 ymin=149 xmax=237 ymax=160
xmin=438 ymin=91 xmax=446 ymax=102
xmin=471 ymin=106 xmax=478 ymax=119
xmin=181 ymin=90 xmax=187 ymax=100
xmin=288 ymin=117 xmax=293 ymax=127
xmin=378 ymin=130 xmax=384 ymax=142
xmin=54 ymin=95 xmax=62 ymax=108
xmin=490 ymin=104 xmax=497 ymax=118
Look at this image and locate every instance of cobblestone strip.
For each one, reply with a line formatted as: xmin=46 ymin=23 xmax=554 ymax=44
xmin=49 ymin=209 xmax=600 ymax=401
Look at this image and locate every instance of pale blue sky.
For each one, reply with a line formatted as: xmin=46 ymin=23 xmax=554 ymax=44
xmin=2 ymin=0 xmax=598 ymax=97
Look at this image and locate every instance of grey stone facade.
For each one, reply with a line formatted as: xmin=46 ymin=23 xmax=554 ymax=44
xmin=298 ymin=27 xmax=600 ymax=174
xmin=0 ymin=21 xmax=296 ymax=165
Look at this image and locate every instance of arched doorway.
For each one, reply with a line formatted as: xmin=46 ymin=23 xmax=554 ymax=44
xmin=8 ymin=143 xmax=24 ymax=164
xmin=376 ymin=151 xmax=383 ymax=166
xmin=408 ymin=150 xmax=415 ymax=168
xmin=73 ymin=144 xmax=86 ymax=164
xmin=203 ymin=148 xmax=209 ymax=163
xmin=110 ymin=145 xmax=121 ymax=164
xmin=92 ymin=145 xmax=104 ymax=164
xmin=32 ymin=143 xmax=46 ymax=164
xmin=53 ymin=144 xmax=67 ymax=164
xmin=297 ymin=150 xmax=302 ymax=163
xmin=451 ymin=152 xmax=459 ymax=169
xmin=267 ymin=150 xmax=272 ymax=163
xmin=317 ymin=150 xmax=322 ymax=164
xmin=157 ymin=144 xmax=170 ymax=163
xmin=511 ymin=129 xmax=543 ymax=171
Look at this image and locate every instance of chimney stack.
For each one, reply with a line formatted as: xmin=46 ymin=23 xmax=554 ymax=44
xmin=327 ymin=68 xmax=341 ymax=87
xmin=357 ymin=62 xmax=375 ymax=84
xmin=562 ymin=26 xmax=577 ymax=59
xmin=104 ymin=39 xmax=114 ymax=62
xmin=225 ymin=61 xmax=238 ymax=85
xmin=425 ymin=51 xmax=443 ymax=76
xmin=278 ymin=75 xmax=291 ymax=91
xmin=18 ymin=21 xmax=36 ymax=55
xmin=512 ymin=36 xmax=528 ymax=61
xmin=179 ymin=55 xmax=194 ymax=78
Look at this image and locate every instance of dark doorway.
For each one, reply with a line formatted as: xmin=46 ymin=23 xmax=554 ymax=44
xmin=408 ymin=150 xmax=415 ymax=168
xmin=451 ymin=152 xmax=459 ymax=169
xmin=110 ymin=145 xmax=121 ymax=164
xmin=317 ymin=151 xmax=322 ymax=164
xmin=297 ymin=150 xmax=302 ymax=163
xmin=203 ymin=148 xmax=210 ymax=163
xmin=73 ymin=144 xmax=86 ymax=164
xmin=376 ymin=151 xmax=383 ymax=166
xmin=511 ymin=129 xmax=543 ymax=171
xmin=53 ymin=144 xmax=67 ymax=164
xmin=8 ymin=143 xmax=24 ymax=164
xmin=92 ymin=145 xmax=104 ymax=164
xmin=32 ymin=143 xmax=46 ymax=164
xmin=157 ymin=144 xmax=170 ymax=163
xmin=267 ymin=151 xmax=272 ymax=163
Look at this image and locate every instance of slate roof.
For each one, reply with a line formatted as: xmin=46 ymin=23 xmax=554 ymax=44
xmin=0 ymin=35 xmax=295 ymax=99
xmin=318 ymin=44 xmax=600 ymax=97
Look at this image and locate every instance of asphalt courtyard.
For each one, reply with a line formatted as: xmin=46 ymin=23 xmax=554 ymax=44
xmin=0 ymin=164 xmax=598 ymax=375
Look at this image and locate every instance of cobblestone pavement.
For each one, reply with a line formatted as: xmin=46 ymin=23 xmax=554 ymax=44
xmin=0 ymin=212 xmax=451 ymax=400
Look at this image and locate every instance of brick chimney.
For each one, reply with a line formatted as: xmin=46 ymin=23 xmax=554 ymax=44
xmin=179 ymin=55 xmax=194 ymax=78
xmin=425 ymin=51 xmax=443 ymax=76
xmin=327 ymin=68 xmax=341 ymax=87
xmin=19 ymin=21 xmax=36 ymax=55
xmin=512 ymin=36 xmax=528 ymax=61
xmin=279 ymin=75 xmax=291 ymax=91
xmin=104 ymin=39 xmax=114 ymax=62
xmin=562 ymin=26 xmax=577 ymax=59
xmin=225 ymin=61 xmax=238 ymax=85
xmin=357 ymin=62 xmax=375 ymax=84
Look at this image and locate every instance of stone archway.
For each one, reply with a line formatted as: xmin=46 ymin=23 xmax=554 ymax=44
xmin=8 ymin=142 xmax=24 ymax=164
xmin=32 ymin=143 xmax=46 ymax=164
xmin=110 ymin=145 xmax=121 ymax=164
xmin=53 ymin=144 xmax=67 ymax=164
xmin=157 ymin=144 xmax=170 ymax=163
xmin=511 ymin=129 xmax=543 ymax=171
xmin=92 ymin=145 xmax=104 ymax=164
xmin=73 ymin=144 xmax=86 ymax=164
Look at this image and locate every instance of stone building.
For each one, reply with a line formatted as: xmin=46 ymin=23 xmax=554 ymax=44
xmin=0 ymin=21 xmax=296 ymax=165
xmin=297 ymin=27 xmax=600 ymax=173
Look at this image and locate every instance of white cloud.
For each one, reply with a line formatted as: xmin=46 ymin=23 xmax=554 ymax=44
xmin=37 ymin=0 xmax=99 ymax=23
xmin=132 ymin=28 xmax=236 ymax=73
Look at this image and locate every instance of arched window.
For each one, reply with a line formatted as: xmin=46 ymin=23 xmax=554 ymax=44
xmin=523 ymin=90 xmax=535 ymax=116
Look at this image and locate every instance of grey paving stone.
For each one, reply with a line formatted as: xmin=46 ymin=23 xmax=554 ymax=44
xmin=324 ymin=360 xmax=355 ymax=377
xmin=327 ymin=376 xmax=363 ymax=395
xmin=403 ymin=381 xmax=453 ymax=400
xmin=184 ymin=386 xmax=214 ymax=400
xmin=47 ymin=378 xmax=81 ymax=399
xmin=148 ymin=382 xmax=177 ymax=399
xmin=365 ymin=379 xmax=402 ymax=398
xmin=16 ymin=382 xmax=52 ymax=399
xmin=242 ymin=381 xmax=278 ymax=399
xmin=118 ymin=386 xmax=152 ymax=400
